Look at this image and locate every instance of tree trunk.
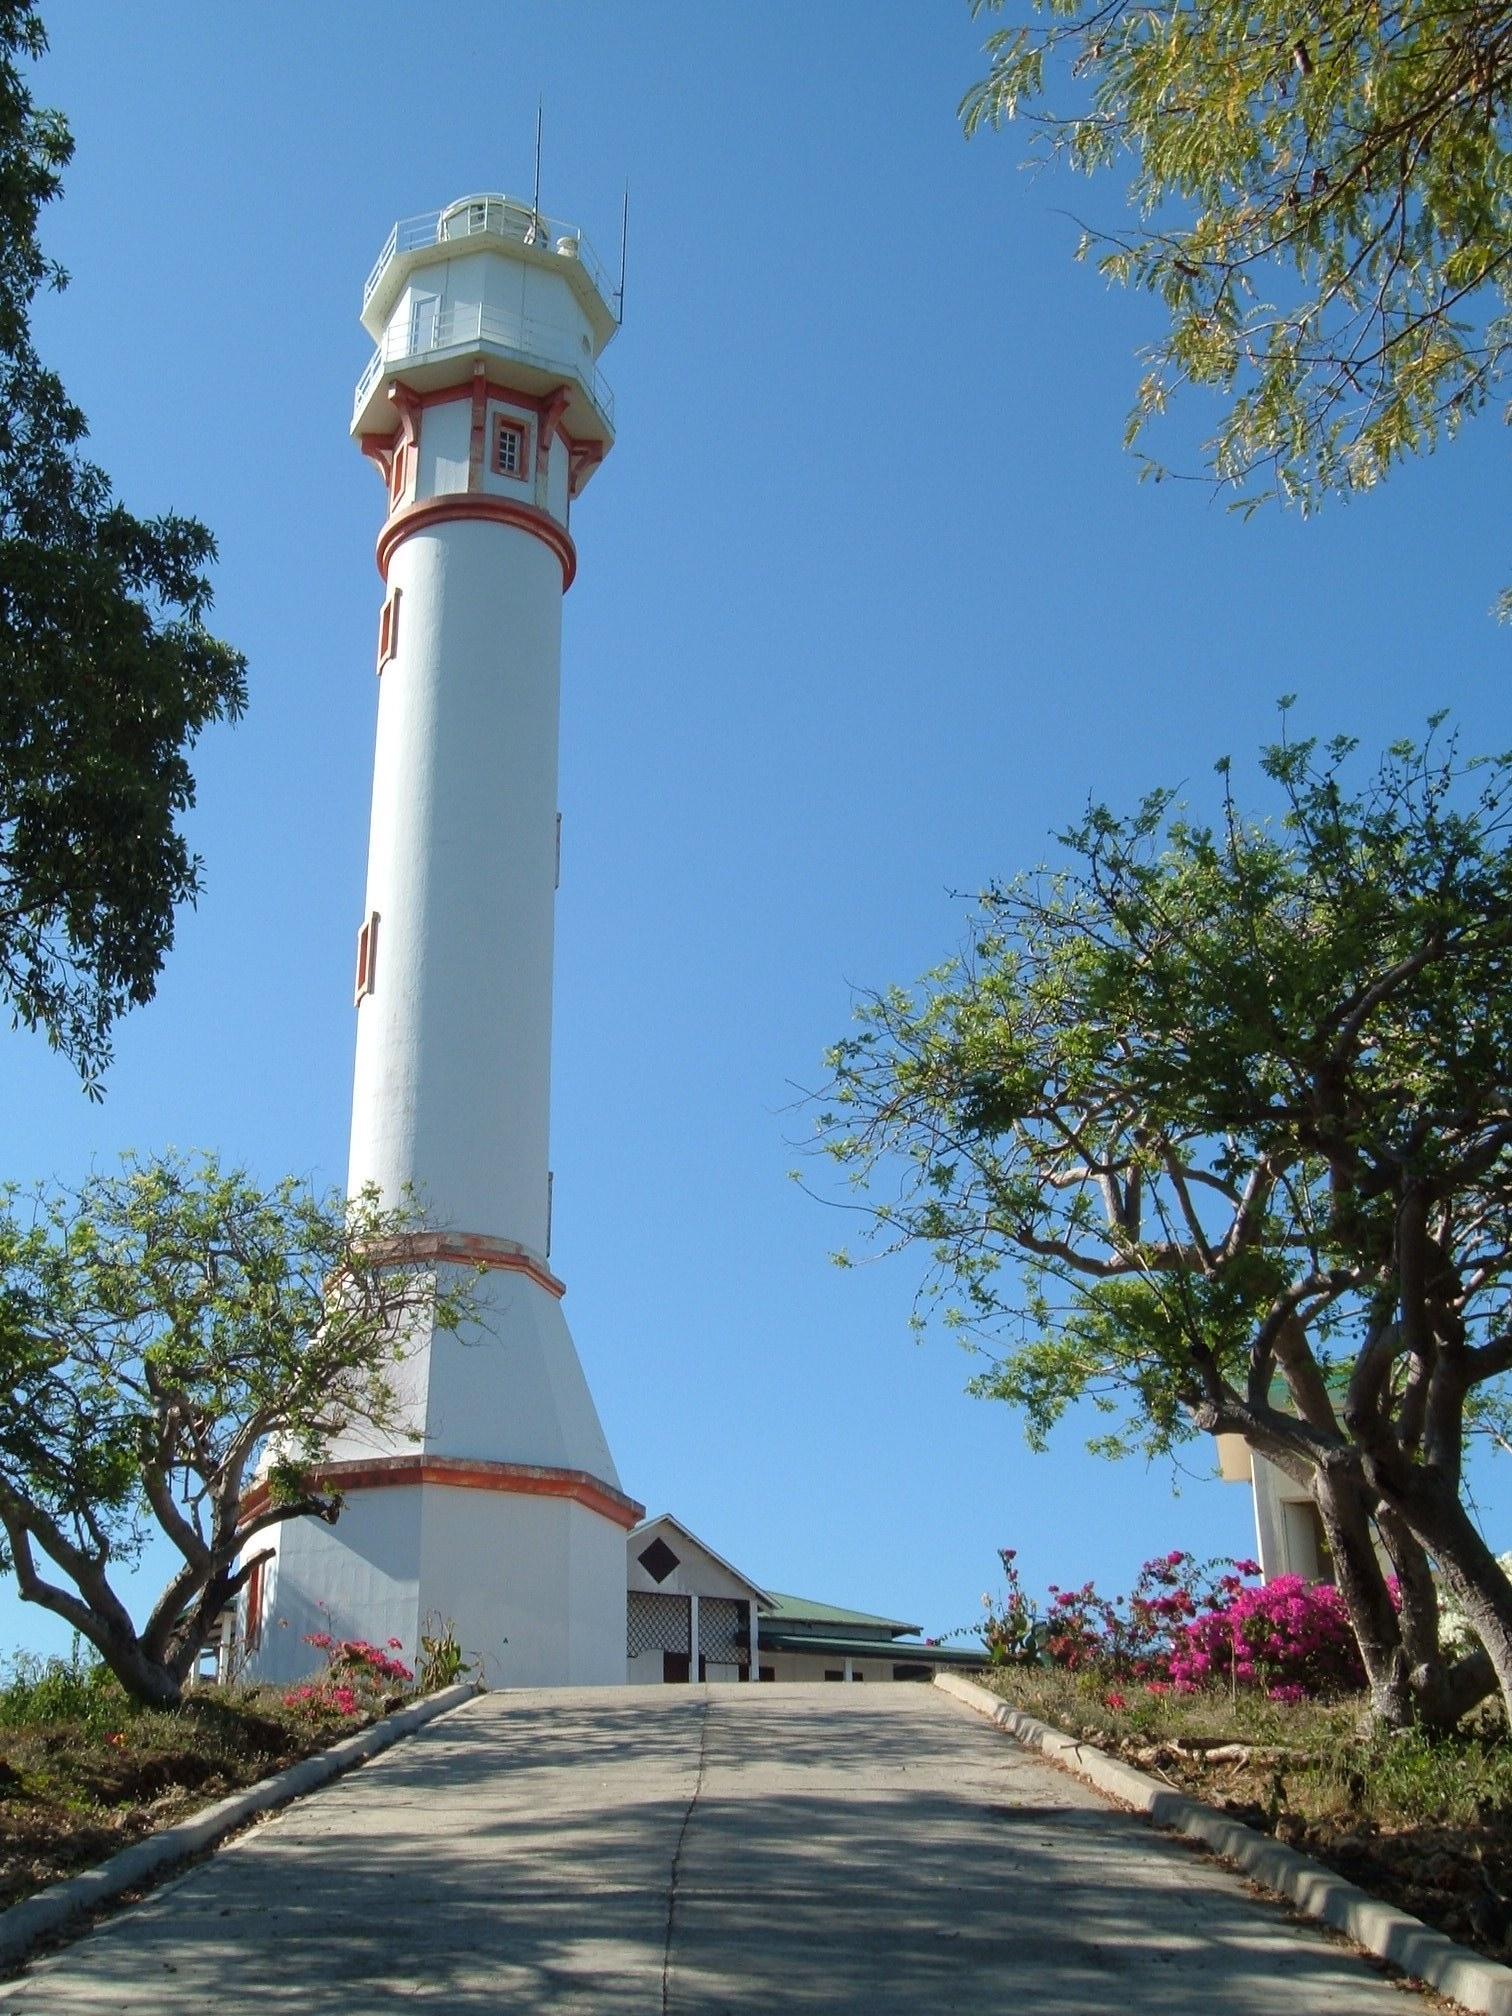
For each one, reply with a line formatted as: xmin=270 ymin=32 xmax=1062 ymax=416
xmin=1311 ymin=1467 xmax=1415 ymax=1728
xmin=1378 ymin=1469 xmax=1512 ymax=1726
xmin=1374 ymin=1502 xmax=1498 ymax=1728
xmin=86 ymin=1620 xmax=185 ymax=1710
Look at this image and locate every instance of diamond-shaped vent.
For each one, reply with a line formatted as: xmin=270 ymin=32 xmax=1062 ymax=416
xmin=638 ymin=1537 xmax=680 ymax=1585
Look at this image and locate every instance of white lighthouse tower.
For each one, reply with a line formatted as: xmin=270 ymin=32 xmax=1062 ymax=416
xmin=251 ymin=194 xmax=640 ymax=1686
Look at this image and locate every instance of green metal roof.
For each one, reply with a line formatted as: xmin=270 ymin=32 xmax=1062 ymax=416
xmin=758 ymin=1628 xmax=987 ymax=1668
xmin=763 ymin=1590 xmax=920 ymax=1636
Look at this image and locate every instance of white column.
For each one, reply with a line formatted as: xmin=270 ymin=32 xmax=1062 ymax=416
xmin=689 ymin=1593 xmax=700 ymax=1685
xmin=348 ymin=518 xmax=563 ymax=1249
xmin=748 ymin=1599 xmax=759 ymax=1682
xmin=843 ymin=1656 xmax=854 ymax=1683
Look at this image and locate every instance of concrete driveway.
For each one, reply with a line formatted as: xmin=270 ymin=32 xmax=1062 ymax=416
xmin=1 ymin=1685 xmax=1424 ymax=2012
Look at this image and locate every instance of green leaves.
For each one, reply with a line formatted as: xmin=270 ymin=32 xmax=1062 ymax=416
xmin=0 ymin=3 xmax=246 ymax=1093
xmin=963 ymin=0 xmax=1512 ymax=530
xmin=0 ymin=1151 xmax=475 ymax=1703
xmin=815 ymin=718 xmax=1512 ymax=1469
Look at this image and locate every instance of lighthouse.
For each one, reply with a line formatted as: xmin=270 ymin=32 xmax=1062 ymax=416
xmin=249 ymin=194 xmax=640 ymax=1686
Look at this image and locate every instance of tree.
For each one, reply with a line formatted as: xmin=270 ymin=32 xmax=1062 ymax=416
xmin=962 ymin=0 xmax=1512 ymax=542
xmin=0 ymin=3 xmax=246 ymax=1092
xmin=0 ymin=1153 xmax=472 ymax=1708
xmin=817 ymin=719 xmax=1512 ymax=1729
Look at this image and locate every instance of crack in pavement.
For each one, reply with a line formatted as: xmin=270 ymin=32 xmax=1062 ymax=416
xmin=661 ymin=1691 xmax=712 ymax=2016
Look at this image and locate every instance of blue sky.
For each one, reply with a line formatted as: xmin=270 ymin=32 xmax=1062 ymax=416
xmin=4 ymin=0 xmax=1509 ymax=1659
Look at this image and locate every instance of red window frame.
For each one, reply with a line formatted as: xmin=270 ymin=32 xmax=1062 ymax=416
xmin=377 ymin=587 xmax=401 ymax=673
xmin=492 ymin=413 xmax=529 ymax=481
xmin=245 ymin=1556 xmax=265 ymax=1652
xmin=354 ymin=910 xmax=380 ymax=1003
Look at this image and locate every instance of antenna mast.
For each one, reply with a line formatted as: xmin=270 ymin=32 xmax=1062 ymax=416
xmin=616 ymin=184 xmax=629 ymax=323
xmin=532 ymin=102 xmax=543 ymax=239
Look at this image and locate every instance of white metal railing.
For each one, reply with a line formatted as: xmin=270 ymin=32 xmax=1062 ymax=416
xmin=351 ymin=302 xmax=615 ymax=431
xmin=362 ymin=197 xmax=618 ymax=320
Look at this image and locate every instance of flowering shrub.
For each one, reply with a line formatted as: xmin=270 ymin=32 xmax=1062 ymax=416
xmin=983 ymin=1550 xmax=1360 ymax=1702
xmin=981 ymin=1550 xmax=1040 ymax=1666
xmin=1167 ymin=1575 xmax=1364 ymax=1700
xmin=984 ymin=1549 xmax=1263 ymax=1680
xmin=283 ymin=1634 xmax=414 ymax=1719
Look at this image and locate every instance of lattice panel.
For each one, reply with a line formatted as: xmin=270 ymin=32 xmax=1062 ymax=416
xmin=628 ymin=1590 xmax=690 ymax=1658
xmin=701 ymin=1597 xmax=747 ymax=1667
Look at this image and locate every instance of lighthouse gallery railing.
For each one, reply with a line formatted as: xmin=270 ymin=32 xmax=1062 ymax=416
xmin=353 ymin=304 xmax=616 ymax=434
xmin=363 ymin=204 xmax=617 ymax=320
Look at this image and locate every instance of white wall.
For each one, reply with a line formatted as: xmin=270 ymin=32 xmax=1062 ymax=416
xmin=429 ymin=1269 xmax=618 ymax=1476
xmin=248 ymin=1484 xmax=628 ymax=1689
xmin=419 ymin=397 xmax=471 ymax=496
xmin=348 ymin=514 xmax=564 ymax=1255
xmin=417 ymin=1487 xmax=626 ymax=1687
xmin=247 ymin=1485 xmax=424 ymax=1686
xmin=381 ymin=248 xmax=597 ymax=386
xmin=1251 ymin=1453 xmax=1345 ymax=1582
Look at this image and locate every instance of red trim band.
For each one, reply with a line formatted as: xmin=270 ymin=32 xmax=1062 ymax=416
xmin=248 ymin=1455 xmax=644 ymax=1531
xmin=376 ymin=493 xmax=576 ymax=589
xmin=405 ymin=379 xmax=574 ymax=422
xmin=373 ymin=1229 xmax=566 ymax=1300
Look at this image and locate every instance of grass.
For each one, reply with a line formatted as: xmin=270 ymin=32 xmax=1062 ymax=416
xmin=0 ymin=1648 xmax=396 ymax=1911
xmin=984 ymin=1664 xmax=1512 ymax=1958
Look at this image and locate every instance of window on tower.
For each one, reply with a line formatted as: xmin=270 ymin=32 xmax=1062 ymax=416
xmin=377 ymin=588 xmax=401 ymax=673
xmin=354 ymin=911 xmax=380 ymax=1004
xmin=493 ymin=414 xmax=528 ymax=481
xmin=389 ymin=441 xmax=409 ymax=506
xmin=244 ymin=1556 xmax=265 ymax=1653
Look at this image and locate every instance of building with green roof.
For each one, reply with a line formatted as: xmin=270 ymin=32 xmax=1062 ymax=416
xmin=626 ymin=1515 xmax=987 ymax=1685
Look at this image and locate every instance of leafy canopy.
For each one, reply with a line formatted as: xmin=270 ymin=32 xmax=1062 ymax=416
xmin=963 ymin=0 xmax=1512 ymax=532
xmin=0 ymin=1152 xmax=472 ymax=1705
xmin=0 ymin=2 xmax=246 ymax=1091
xmin=818 ymin=716 xmax=1512 ymax=1482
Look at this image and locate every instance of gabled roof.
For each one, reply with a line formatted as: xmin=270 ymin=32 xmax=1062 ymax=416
xmin=628 ymin=1514 xmax=772 ymax=1605
xmin=764 ymin=1591 xmax=920 ymax=1638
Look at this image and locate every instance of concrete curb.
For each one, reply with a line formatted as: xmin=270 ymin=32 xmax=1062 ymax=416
xmin=935 ymin=1670 xmax=1512 ymax=2016
xmin=0 ymin=1680 xmax=481 ymax=1973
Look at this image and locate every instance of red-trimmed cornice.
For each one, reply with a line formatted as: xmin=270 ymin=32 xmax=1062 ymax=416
xmin=376 ymin=493 xmax=576 ymax=590
xmin=370 ymin=1229 xmax=566 ymax=1300
xmin=388 ymin=383 xmax=422 ymax=450
xmin=245 ymin=1455 xmax=644 ymax=1531
xmin=360 ymin=434 xmax=394 ymax=489
xmin=357 ymin=382 xmax=595 ymax=468
xmin=405 ymin=378 xmax=574 ymax=420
